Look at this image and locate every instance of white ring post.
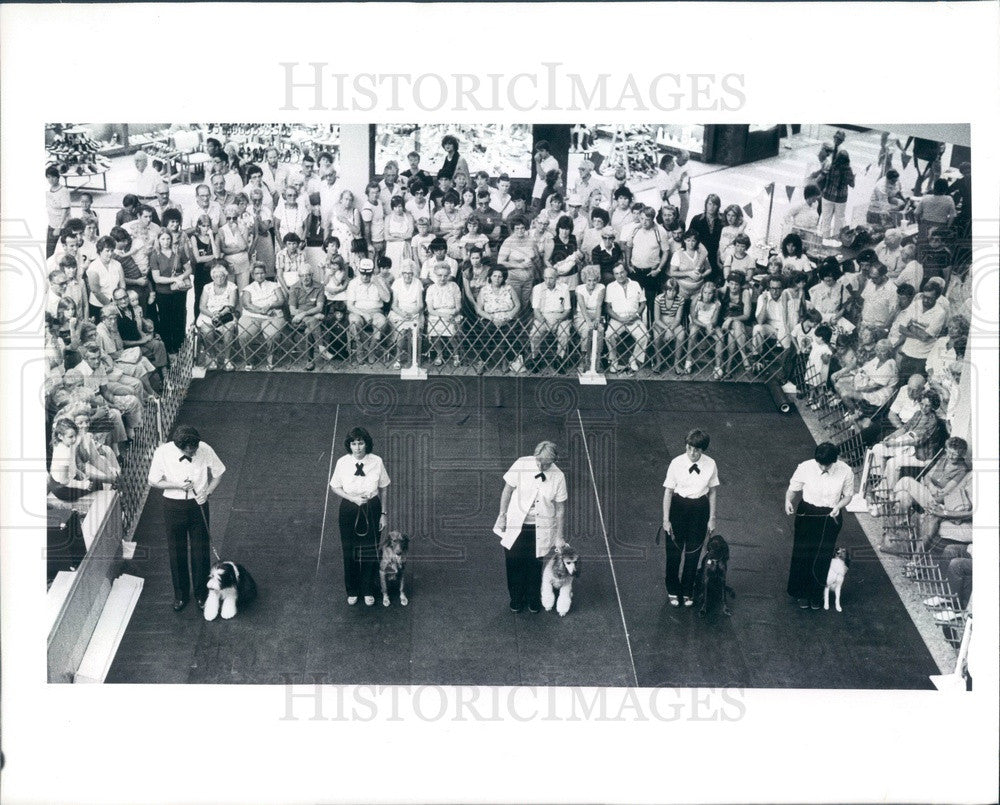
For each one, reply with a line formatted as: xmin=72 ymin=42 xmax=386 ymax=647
xmin=401 ymin=320 xmax=427 ymax=380
xmin=579 ymin=326 xmax=606 ymax=385
xmin=191 ymin=329 xmax=206 ymax=378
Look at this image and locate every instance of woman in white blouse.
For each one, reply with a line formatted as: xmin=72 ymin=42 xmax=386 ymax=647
xmin=196 ymin=265 xmax=239 ymax=370
xmin=494 ymin=441 xmax=567 ymax=613
xmin=329 ymin=427 xmax=390 ymax=606
xmin=784 ymin=441 xmax=854 ymax=610
xmin=388 ymin=259 xmax=424 ymax=370
xmin=574 ymin=265 xmax=605 ymax=371
xmin=238 ymin=261 xmax=286 ymax=369
xmin=474 ymin=265 xmax=523 ymax=373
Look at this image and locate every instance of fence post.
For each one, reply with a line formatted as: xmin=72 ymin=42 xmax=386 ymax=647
xmin=401 ymin=320 xmax=427 ymax=380
xmin=579 ymin=326 xmax=606 ymax=385
xmin=190 ymin=328 xmax=206 ymax=378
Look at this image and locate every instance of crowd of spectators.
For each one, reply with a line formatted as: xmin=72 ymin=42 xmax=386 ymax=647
xmin=44 ymin=131 xmax=974 ymax=517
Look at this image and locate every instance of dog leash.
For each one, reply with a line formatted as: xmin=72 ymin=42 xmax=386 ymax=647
xmin=195 ymin=500 xmax=222 ymax=563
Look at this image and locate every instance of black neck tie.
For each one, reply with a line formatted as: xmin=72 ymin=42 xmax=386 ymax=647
xmin=355 ymin=463 xmax=365 ymax=477
xmin=535 ymin=472 xmax=546 ymax=482
xmin=179 ymin=455 xmax=192 ymax=463
xmin=689 ymin=464 xmax=700 ymax=474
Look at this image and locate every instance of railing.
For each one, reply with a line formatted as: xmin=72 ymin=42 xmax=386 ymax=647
xmin=117 ymin=331 xmax=196 ymax=536
xmin=193 ymin=309 xmax=790 ymax=384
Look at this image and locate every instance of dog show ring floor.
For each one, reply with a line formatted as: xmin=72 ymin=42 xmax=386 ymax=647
xmin=106 ymin=372 xmax=937 ymax=688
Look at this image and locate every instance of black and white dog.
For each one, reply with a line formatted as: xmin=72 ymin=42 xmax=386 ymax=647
xmin=541 ymin=543 xmax=581 ymax=616
xmin=696 ymin=534 xmax=735 ymax=620
xmin=204 ymin=561 xmax=257 ymax=621
xmin=824 ymin=547 xmax=850 ymax=612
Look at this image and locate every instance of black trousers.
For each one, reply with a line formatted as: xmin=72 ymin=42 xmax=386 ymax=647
xmin=156 ymin=291 xmax=187 ymax=353
xmin=787 ymin=500 xmax=842 ymax=604
xmin=504 ymin=525 xmax=542 ymax=608
xmin=339 ymin=497 xmax=381 ymax=597
xmin=163 ymin=497 xmax=212 ymax=603
xmin=632 ymin=268 xmax=663 ymax=325
xmin=665 ymin=495 xmax=710 ymax=597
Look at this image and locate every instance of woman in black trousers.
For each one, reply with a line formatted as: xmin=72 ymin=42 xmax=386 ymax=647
xmin=149 ymin=229 xmax=192 ymax=353
xmin=660 ymin=429 xmax=719 ymax=607
xmin=784 ymin=442 xmax=855 ymax=610
xmin=330 ymin=427 xmax=390 ymax=607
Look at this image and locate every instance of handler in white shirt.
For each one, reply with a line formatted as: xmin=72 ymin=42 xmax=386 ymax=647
xmin=783 ymin=441 xmax=854 ymax=609
xmin=494 ymin=441 xmax=567 ymax=613
xmin=147 ymin=424 xmax=226 ymax=611
xmin=659 ymin=429 xmax=720 ymax=606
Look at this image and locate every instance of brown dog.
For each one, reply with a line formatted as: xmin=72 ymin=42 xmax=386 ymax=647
xmin=378 ymin=530 xmax=409 ymax=607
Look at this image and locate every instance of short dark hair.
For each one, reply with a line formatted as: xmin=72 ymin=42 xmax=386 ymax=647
xmin=172 ymin=424 xmax=201 ymax=452
xmin=932 ymin=178 xmax=949 ymax=195
xmin=814 ymin=441 xmax=839 ymax=466
xmin=535 ymin=139 xmax=550 ymax=153
xmin=96 ymin=236 xmax=117 ymax=253
xmin=508 ymin=214 xmax=530 ymax=231
xmin=814 ymin=324 xmax=833 ymax=344
xmin=817 ymin=257 xmax=842 ymax=281
xmin=246 ymin=163 xmax=263 ymax=178
xmin=162 ymin=208 xmax=183 ymax=227
xmin=589 ymin=208 xmax=610 ymax=226
xmin=685 ymin=429 xmax=710 ymax=451
xmin=921 ymin=389 xmax=941 ymax=410
xmin=283 ymin=233 xmax=302 ymax=245
xmin=945 ymin=436 xmax=968 ymax=455
xmin=344 ymin=426 xmax=374 ymax=454
xmin=781 ymin=233 xmax=804 ymax=257
xmin=885 ymin=169 xmax=900 ymax=182
xmin=122 ymin=194 xmax=139 ymax=208
xmin=46 ymin=165 xmax=61 ymax=179
xmin=441 ymin=134 xmax=459 ymax=151
xmin=856 ymin=248 xmax=879 ymax=265
xmin=377 ymin=255 xmax=392 ymax=270
xmin=323 ymin=235 xmax=341 ymax=250
xmin=896 ymin=283 xmax=915 ymax=297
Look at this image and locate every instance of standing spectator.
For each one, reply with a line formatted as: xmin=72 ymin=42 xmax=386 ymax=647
xmin=329 ymin=426 xmax=391 ymax=607
xmin=895 ymin=280 xmax=948 ymax=377
xmin=149 ymin=229 xmax=192 ymax=354
xmin=273 ymin=185 xmax=307 ymax=242
xmin=288 ymin=264 xmax=325 ymax=371
xmin=914 ymin=179 xmax=957 ymax=252
xmin=494 ymin=441 xmax=567 ymax=613
xmin=46 ymin=165 xmax=71 ymax=257
xmin=86 ymin=236 xmax=126 ymax=321
xmin=626 ymin=207 xmax=670 ymax=321
xmin=531 ymin=140 xmax=560 ymax=212
xmin=437 ymin=134 xmax=469 ymax=184
xmin=669 ymin=229 xmax=711 ymax=302
xmin=147 ymin=425 xmax=226 ymax=612
xmin=784 ymin=442 xmax=854 ymax=610
xmin=260 ymin=148 xmax=289 ymax=206
xmin=497 ymin=215 xmax=540 ymax=309
xmin=361 ymin=182 xmax=386 ymax=258
xmin=688 ymin=194 xmax=724 ymax=282
xmin=817 ymin=150 xmax=855 ymax=238
xmin=659 ymin=429 xmax=719 ymax=608
xmin=860 ymin=262 xmax=899 ymax=334
xmin=673 ymin=150 xmax=693 ymax=225
xmin=218 ymin=204 xmax=252 ymax=291
xmin=133 ymin=151 xmax=163 ymax=203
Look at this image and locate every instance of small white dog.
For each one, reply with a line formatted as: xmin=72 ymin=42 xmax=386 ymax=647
xmin=541 ymin=544 xmax=580 ymax=616
xmin=204 ymin=561 xmax=257 ymax=621
xmin=824 ymin=548 xmax=850 ymax=612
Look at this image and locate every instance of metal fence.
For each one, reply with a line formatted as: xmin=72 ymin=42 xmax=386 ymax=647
xmin=117 ymin=332 xmax=196 ymax=536
xmin=193 ymin=310 xmax=791 ymax=384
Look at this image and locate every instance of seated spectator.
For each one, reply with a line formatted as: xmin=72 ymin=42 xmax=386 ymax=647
xmin=904 ymin=471 xmax=973 ymax=560
xmin=288 ymin=264 xmax=325 ymax=371
xmin=605 ymin=263 xmax=648 ymax=373
xmin=929 ymin=544 xmax=972 ymax=621
xmin=880 ymin=435 xmax=970 ymax=524
xmin=867 ymin=168 xmax=906 ymax=226
xmin=48 ymin=419 xmax=98 ymax=503
xmin=871 ymin=388 xmax=942 ymax=487
xmin=591 ymin=226 xmax=624 ymax=287
xmin=808 ymin=257 xmax=847 ymax=328
xmin=473 ymin=265 xmax=523 ymax=373
xmin=67 ymin=404 xmax=121 ymax=485
xmin=94 ymin=305 xmax=159 ymax=397
xmin=528 ymin=268 xmax=573 ymax=371
xmin=388 ymin=259 xmax=424 ymax=370
xmin=914 ymin=179 xmax=956 ymax=249
xmin=859 ymin=261 xmax=898 ymax=335
xmin=803 ymin=324 xmax=834 ymax=408
xmin=782 ymin=183 xmax=821 ymax=235
xmin=575 ymin=265 xmax=607 ymax=371
xmin=751 ymin=276 xmax=789 ymax=369
xmin=925 ymin=316 xmax=968 ymax=383
xmin=73 ymin=345 xmax=145 ymax=441
xmin=59 ymin=368 xmax=131 ymax=446
xmin=717 ymin=271 xmax=753 ymax=375
xmin=894 ymin=279 xmax=947 ymax=378
xmin=933 ymin=360 xmax=965 ymax=433
xmin=875 ymin=228 xmax=905 ymax=279
xmin=196 ymin=265 xmax=239 ymax=370
xmin=781 ymin=308 xmax=822 ymax=393
xmin=651 ymin=276 xmax=685 ymax=374
xmin=685 ymin=281 xmax=722 ymax=377
xmin=669 ymin=229 xmax=711 ymax=301
xmin=425 ymin=264 xmax=463 ymax=367
xmin=111 ymin=288 xmax=168 ymax=375
xmin=346 ymin=258 xmax=390 ymax=365
xmin=832 ymin=338 xmax=897 ymax=412
xmin=239 ymin=261 xmax=286 ymax=370
xmin=580 ymin=207 xmax=610 ymax=257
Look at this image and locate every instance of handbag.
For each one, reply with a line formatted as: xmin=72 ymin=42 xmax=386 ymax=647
xmin=212 ymin=307 xmax=235 ymax=326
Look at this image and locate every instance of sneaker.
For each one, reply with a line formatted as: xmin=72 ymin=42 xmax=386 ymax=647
xmin=509 ymin=356 xmax=526 ymax=373
xmin=474 ymin=360 xmax=485 ymax=375
xmin=452 ymin=354 xmax=461 ymax=367
xmin=433 ymin=356 xmax=444 ymax=366
xmin=224 ymin=361 xmax=235 ymax=371
xmin=797 ymin=599 xmax=810 ymax=609
xmin=668 ymin=594 xmax=680 ymax=607
xmin=684 ymin=360 xmax=693 ymax=373
xmin=934 ymin=609 xmax=961 ymax=623
xmin=509 ymin=600 xmax=523 ymax=613
xmin=321 ymin=349 xmax=336 ymax=361
xmin=608 ymin=362 xmax=622 ymax=374
xmin=781 ymin=382 xmax=798 ymax=394
xmin=364 ymin=595 xmax=375 ymax=607
xmin=683 ymin=596 xmax=694 ymax=607
xmin=713 ymin=366 xmax=724 ymax=379
xmin=392 ymin=360 xmax=402 ymax=370
xmin=244 ymin=363 xmax=255 ymax=371
xmin=266 ymin=357 xmax=275 ymax=370
xmin=628 ymin=358 xmax=640 ymax=372
xmin=923 ymin=596 xmax=948 ymax=608
xmin=347 ymin=596 xmax=358 ymax=606
xmin=304 ymin=361 xmax=315 ymax=371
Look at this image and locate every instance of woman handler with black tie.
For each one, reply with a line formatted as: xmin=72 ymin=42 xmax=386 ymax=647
xmin=659 ymin=429 xmax=719 ymax=607
xmin=784 ymin=441 xmax=854 ymax=610
xmin=330 ymin=427 xmax=390 ymax=606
